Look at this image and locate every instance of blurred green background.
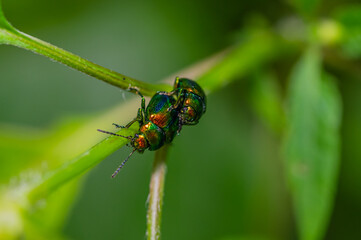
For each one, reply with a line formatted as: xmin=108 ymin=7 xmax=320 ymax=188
xmin=1 ymin=0 xmax=361 ymax=239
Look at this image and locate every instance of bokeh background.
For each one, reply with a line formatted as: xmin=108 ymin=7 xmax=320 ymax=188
xmin=1 ymin=0 xmax=361 ymax=239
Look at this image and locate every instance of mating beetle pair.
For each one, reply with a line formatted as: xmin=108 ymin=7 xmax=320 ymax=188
xmin=98 ymin=77 xmax=206 ymax=177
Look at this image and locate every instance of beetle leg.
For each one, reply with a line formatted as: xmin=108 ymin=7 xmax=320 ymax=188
xmin=112 ymin=116 xmax=138 ymax=129
xmin=113 ymin=106 xmax=144 ymax=129
xmin=132 ymin=89 xmax=146 ymax=125
xmin=136 ymin=107 xmax=145 ymax=126
xmin=174 ymin=76 xmax=180 ymax=88
xmin=177 ymin=118 xmax=183 ymax=135
xmin=112 ymin=123 xmax=125 ymax=128
xmin=121 ymin=108 xmax=144 ymax=129
xmin=113 ymin=87 xmax=146 ymax=128
xmin=129 ymin=87 xmax=147 ymax=118
xmin=185 ymin=120 xmax=199 ymax=126
xmin=168 ymin=89 xmax=186 ymax=112
xmin=167 ymin=90 xmax=177 ymax=95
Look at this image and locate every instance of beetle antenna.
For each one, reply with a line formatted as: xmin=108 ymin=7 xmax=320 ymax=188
xmin=111 ymin=149 xmax=137 ymax=178
xmin=97 ymin=129 xmax=132 ymax=140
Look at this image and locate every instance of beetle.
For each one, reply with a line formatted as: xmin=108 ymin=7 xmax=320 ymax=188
xmin=98 ymin=88 xmax=179 ymax=177
xmin=169 ymin=77 xmax=207 ymax=133
xmin=98 ymin=77 xmax=207 ymax=178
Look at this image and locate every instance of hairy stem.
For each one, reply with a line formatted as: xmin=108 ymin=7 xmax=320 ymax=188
xmin=147 ymin=145 xmax=169 ymax=240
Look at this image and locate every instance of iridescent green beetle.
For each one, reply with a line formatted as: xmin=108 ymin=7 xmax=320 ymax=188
xmin=98 ymin=89 xmax=179 ymax=177
xmin=170 ymin=77 xmax=207 ymax=132
xmin=98 ymin=77 xmax=206 ymax=177
xmin=147 ymin=92 xmax=179 ymax=144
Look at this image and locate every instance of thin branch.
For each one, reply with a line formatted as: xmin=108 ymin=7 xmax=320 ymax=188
xmin=146 ymin=145 xmax=169 ymax=240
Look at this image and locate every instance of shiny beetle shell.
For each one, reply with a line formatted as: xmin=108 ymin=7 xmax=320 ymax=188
xmin=173 ymin=77 xmax=206 ymax=125
xmin=146 ymin=92 xmax=179 ymax=144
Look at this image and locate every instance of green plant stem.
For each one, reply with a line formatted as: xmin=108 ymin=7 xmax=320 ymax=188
xmin=146 ymin=145 xmax=168 ymax=240
xmin=1 ymin=27 xmax=169 ymax=96
xmin=27 ymin=127 xmax=137 ymax=204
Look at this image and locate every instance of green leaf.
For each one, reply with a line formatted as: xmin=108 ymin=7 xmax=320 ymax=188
xmin=249 ymin=72 xmax=285 ymax=134
xmin=284 ymin=47 xmax=341 ymax=240
xmin=287 ymin=0 xmax=321 ymax=18
xmin=334 ymin=5 xmax=361 ymax=59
